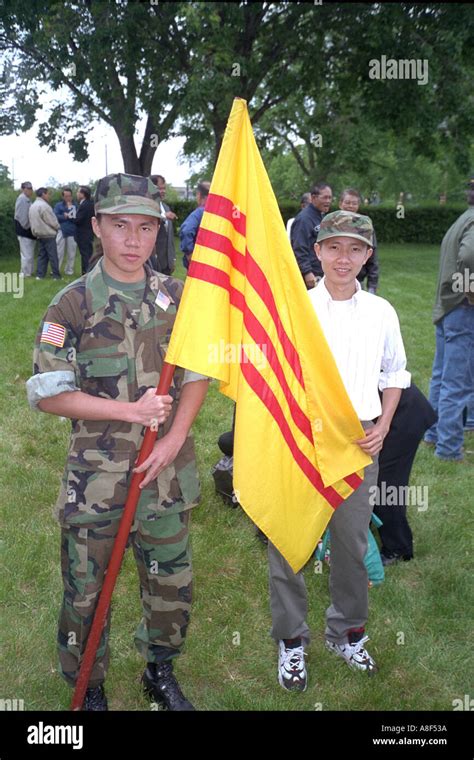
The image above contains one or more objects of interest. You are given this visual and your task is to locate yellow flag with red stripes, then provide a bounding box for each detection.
[165,98,371,572]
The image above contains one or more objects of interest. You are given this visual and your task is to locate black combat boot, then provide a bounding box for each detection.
[142,662,195,711]
[83,685,108,711]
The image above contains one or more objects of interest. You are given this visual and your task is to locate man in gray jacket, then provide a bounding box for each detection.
[14,181,36,276]
[424,188,474,460]
[29,187,61,280]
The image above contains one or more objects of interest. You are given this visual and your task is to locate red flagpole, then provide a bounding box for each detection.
[71,361,176,711]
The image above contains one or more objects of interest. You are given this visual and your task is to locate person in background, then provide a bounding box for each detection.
[339,188,379,293]
[463,176,474,438]
[14,181,36,276]
[179,181,210,271]
[75,186,95,274]
[464,389,474,435]
[29,187,61,281]
[374,383,436,565]
[290,182,333,289]
[286,192,311,238]
[54,187,77,276]
[423,187,474,461]
[149,174,177,275]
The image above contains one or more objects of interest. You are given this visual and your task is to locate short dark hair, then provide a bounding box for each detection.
[150,174,165,185]
[62,187,72,195]
[21,181,32,190]
[35,187,48,197]
[468,188,474,206]
[197,181,211,198]
[339,187,362,203]
[311,182,331,196]
[78,185,91,200]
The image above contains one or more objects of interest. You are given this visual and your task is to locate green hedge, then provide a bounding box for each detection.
[0,191,467,255]
[0,190,20,256]
[278,202,467,245]
[346,204,467,245]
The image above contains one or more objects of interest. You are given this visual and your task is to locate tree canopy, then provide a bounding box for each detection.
[1,1,472,199]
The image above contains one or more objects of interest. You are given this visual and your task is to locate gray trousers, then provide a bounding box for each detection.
[268,422,379,646]
[17,236,36,276]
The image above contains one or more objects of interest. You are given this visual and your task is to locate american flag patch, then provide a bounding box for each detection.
[155,290,171,311]
[40,322,66,348]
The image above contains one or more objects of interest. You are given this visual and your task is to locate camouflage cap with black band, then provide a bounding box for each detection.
[317,210,374,247]
[94,173,162,218]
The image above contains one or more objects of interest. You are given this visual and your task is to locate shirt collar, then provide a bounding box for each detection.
[85,257,169,325]
[316,276,362,308]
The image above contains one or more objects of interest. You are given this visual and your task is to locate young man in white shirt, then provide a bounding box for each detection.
[270,210,411,692]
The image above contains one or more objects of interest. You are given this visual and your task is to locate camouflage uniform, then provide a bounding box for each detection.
[26,175,206,688]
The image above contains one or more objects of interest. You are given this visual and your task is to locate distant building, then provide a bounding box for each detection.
[174,186,191,200]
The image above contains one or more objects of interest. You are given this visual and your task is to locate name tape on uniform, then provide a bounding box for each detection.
[40,322,66,348]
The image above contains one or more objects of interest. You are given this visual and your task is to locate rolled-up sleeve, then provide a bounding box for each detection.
[379,304,411,390]
[26,302,80,410]
[26,370,79,409]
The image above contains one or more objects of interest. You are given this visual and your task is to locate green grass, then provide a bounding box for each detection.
[0,243,472,711]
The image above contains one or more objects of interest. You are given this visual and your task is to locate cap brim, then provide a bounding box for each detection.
[95,204,162,219]
[317,232,373,246]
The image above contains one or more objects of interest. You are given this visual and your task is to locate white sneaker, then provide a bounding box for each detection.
[277,640,307,691]
[326,635,377,674]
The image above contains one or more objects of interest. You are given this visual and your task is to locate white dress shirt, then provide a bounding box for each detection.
[159,200,168,231]
[308,277,411,420]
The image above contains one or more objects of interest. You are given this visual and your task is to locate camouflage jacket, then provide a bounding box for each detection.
[26,258,203,526]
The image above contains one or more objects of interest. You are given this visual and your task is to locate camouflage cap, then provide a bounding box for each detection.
[94,173,161,218]
[317,210,374,247]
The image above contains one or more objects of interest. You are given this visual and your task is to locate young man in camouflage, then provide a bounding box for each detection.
[26,174,209,711]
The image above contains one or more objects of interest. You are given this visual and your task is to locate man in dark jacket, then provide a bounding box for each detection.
[290,182,332,289]
[75,186,95,274]
[149,174,176,275]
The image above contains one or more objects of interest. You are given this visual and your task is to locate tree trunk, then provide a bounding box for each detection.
[114,126,158,177]
[115,129,141,175]
[138,116,158,176]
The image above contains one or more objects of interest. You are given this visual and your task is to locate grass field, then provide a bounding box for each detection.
[0,242,472,712]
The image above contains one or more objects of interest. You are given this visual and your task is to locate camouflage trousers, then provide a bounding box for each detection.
[58,510,192,688]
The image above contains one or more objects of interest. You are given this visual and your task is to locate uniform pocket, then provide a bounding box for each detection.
[76,351,129,399]
[66,448,132,472]
[55,449,132,526]
[175,436,200,505]
[135,436,200,521]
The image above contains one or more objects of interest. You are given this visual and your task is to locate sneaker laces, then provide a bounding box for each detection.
[347,635,370,658]
[281,645,306,672]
